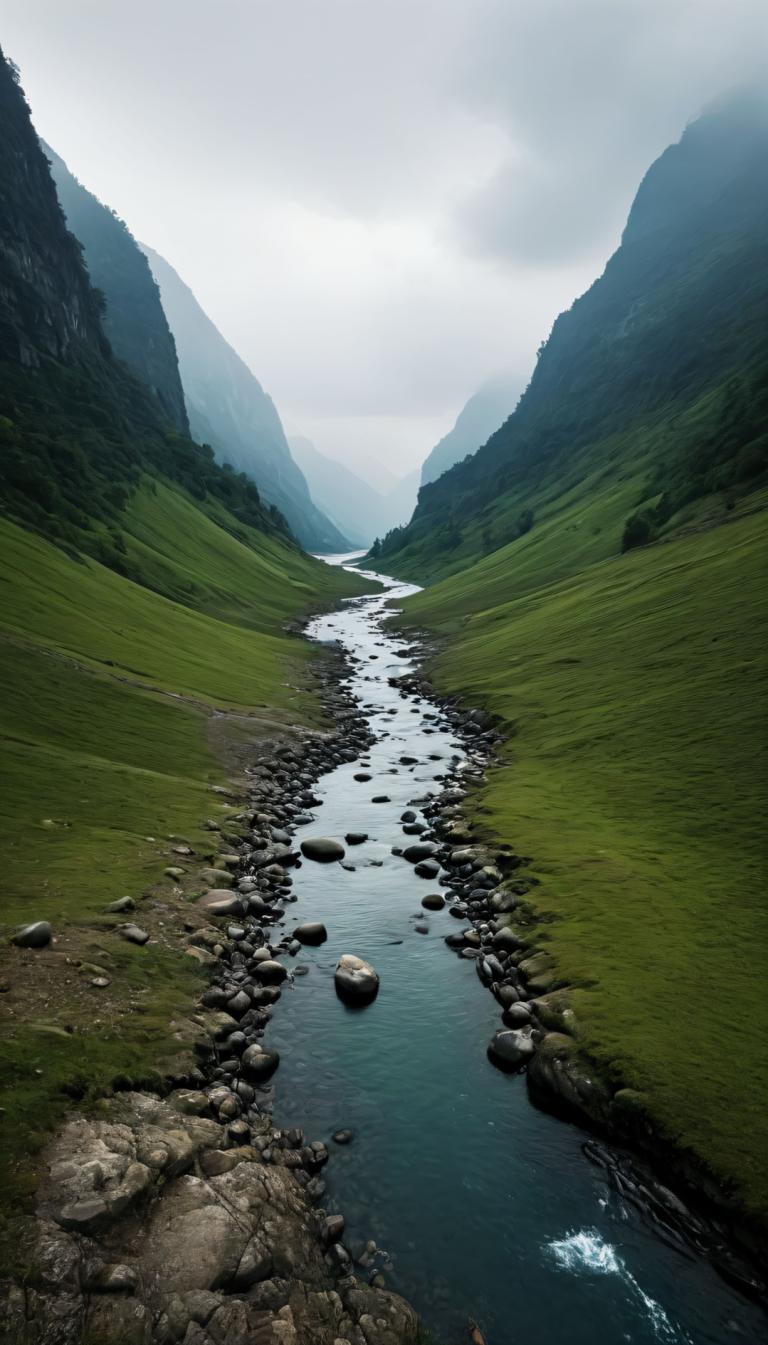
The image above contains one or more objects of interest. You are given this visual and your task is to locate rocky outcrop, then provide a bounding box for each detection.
[3,1091,417,1345]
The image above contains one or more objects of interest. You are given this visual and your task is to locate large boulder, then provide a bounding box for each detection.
[334,954,380,1005]
[487,1026,535,1072]
[300,838,345,863]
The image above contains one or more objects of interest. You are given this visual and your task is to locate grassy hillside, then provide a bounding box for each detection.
[399,500,768,1220]
[0,484,366,1246]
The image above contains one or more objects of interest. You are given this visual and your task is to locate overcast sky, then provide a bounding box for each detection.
[4,1,767,480]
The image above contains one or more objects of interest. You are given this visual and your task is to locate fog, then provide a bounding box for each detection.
[4,0,766,477]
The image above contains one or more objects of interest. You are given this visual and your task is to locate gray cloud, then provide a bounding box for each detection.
[3,0,766,474]
[452,0,768,264]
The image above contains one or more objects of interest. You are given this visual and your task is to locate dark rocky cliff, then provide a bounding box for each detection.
[0,52,105,367]
[44,141,189,433]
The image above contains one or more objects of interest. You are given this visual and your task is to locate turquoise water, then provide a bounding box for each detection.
[268,563,766,1345]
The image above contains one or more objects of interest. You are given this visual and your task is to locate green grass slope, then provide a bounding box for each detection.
[0,484,366,1244]
[400,502,768,1220]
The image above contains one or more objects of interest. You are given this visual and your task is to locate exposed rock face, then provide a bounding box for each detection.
[3,1091,418,1345]
[44,142,190,434]
[0,51,106,366]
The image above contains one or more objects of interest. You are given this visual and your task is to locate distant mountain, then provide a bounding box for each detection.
[289,436,386,547]
[290,436,421,547]
[44,143,189,434]
[143,246,350,553]
[420,377,520,487]
[380,467,420,535]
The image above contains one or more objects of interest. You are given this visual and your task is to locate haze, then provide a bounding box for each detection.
[4,0,766,479]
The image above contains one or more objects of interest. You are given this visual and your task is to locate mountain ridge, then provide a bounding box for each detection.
[420,375,520,487]
[43,141,190,434]
[143,245,350,553]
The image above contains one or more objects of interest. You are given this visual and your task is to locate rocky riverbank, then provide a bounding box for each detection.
[1,641,420,1345]
[388,661,767,1303]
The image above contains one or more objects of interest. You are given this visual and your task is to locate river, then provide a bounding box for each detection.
[267,557,765,1345]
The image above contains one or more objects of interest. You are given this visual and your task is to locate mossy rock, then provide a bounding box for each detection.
[531,991,576,1035]
[536,1031,579,1062]
[199,867,234,888]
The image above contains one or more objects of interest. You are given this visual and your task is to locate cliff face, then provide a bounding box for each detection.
[0,53,105,366]
[44,142,189,434]
[143,246,350,552]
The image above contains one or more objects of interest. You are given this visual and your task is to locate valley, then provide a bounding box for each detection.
[0,28,766,1345]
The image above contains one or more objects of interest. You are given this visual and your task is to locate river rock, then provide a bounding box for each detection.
[487,1026,536,1072]
[490,890,519,914]
[414,859,440,879]
[254,960,288,984]
[200,867,235,888]
[300,837,345,863]
[240,1043,280,1080]
[322,1214,346,1245]
[331,1128,354,1144]
[402,842,437,863]
[12,921,52,949]
[492,927,522,952]
[334,953,380,1004]
[421,893,445,911]
[293,922,328,945]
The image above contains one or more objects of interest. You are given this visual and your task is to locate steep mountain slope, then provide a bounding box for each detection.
[0,64,104,365]
[420,375,519,486]
[143,246,349,552]
[289,434,387,547]
[44,142,189,434]
[387,93,768,1227]
[0,47,366,1230]
[382,89,768,582]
